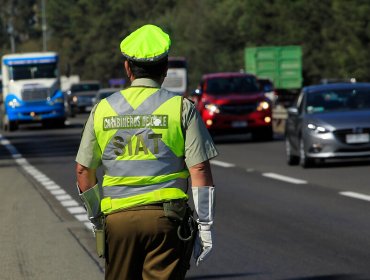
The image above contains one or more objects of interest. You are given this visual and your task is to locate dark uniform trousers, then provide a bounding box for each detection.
[105,205,189,280]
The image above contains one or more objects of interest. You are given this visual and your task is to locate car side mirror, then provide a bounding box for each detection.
[287,107,299,115]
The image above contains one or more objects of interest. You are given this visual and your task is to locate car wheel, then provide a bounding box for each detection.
[299,138,314,168]
[285,138,299,165]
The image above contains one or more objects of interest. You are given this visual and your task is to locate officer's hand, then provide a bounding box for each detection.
[194,224,213,266]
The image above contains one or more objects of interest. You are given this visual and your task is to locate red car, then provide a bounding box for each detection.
[191,72,273,140]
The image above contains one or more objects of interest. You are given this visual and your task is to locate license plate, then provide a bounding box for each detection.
[346,133,370,143]
[85,106,93,111]
[231,121,247,128]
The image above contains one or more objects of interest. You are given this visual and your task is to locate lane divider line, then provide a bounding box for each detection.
[210,160,235,168]
[339,191,370,202]
[262,172,307,184]
[0,134,92,230]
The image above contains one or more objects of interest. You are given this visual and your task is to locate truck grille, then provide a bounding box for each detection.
[22,87,49,101]
[219,103,257,115]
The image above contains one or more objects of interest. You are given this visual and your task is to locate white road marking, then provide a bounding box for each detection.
[51,189,67,195]
[210,160,235,168]
[68,207,87,214]
[0,134,90,230]
[84,222,93,230]
[262,172,307,184]
[75,214,89,222]
[340,191,370,202]
[61,199,79,207]
[56,194,73,201]
[44,184,61,190]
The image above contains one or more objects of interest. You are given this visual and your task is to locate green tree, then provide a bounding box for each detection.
[5,0,370,88]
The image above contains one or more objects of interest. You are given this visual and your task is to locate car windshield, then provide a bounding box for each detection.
[9,63,57,80]
[306,88,370,114]
[71,84,100,92]
[205,76,259,94]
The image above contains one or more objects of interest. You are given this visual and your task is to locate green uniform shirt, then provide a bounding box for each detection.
[76,78,218,169]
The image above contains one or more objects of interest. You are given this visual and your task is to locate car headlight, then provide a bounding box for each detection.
[307,123,329,133]
[205,104,220,114]
[257,101,270,111]
[8,98,21,108]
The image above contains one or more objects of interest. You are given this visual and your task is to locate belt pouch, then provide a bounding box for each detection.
[163,199,187,222]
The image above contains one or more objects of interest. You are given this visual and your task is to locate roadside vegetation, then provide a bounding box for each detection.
[1,0,370,89]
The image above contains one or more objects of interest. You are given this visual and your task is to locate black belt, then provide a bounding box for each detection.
[122,203,164,211]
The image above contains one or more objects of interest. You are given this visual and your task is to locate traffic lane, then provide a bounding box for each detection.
[3,120,370,279]
[187,164,370,280]
[212,134,370,195]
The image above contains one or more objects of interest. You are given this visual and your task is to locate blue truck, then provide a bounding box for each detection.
[1,52,66,131]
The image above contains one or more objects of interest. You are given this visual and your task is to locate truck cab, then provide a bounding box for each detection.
[1,52,65,131]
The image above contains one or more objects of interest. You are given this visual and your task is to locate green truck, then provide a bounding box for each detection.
[245,45,303,105]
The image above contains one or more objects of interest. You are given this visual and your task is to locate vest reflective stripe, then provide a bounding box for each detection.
[102,128,178,162]
[102,178,188,198]
[102,124,179,163]
[105,91,134,115]
[94,88,188,214]
[101,188,188,214]
[108,88,179,115]
[102,170,189,187]
[102,157,185,177]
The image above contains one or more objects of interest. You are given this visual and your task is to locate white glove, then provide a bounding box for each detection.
[192,186,215,266]
[194,224,213,266]
[77,183,103,229]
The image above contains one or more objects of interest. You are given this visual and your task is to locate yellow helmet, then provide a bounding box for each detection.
[120,24,171,62]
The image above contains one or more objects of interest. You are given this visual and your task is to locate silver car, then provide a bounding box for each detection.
[285,83,370,167]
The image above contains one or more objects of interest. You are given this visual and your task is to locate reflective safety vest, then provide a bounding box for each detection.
[94,88,189,214]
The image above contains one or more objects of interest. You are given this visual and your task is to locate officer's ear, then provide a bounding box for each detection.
[124,60,134,81]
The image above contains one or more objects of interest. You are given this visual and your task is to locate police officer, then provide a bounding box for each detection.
[76,24,218,280]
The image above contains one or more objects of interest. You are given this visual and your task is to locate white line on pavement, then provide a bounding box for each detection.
[262,172,307,184]
[339,191,370,202]
[0,134,90,230]
[210,160,236,168]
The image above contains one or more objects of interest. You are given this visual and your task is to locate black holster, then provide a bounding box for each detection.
[163,200,197,278]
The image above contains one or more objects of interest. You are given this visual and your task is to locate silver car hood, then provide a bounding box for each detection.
[305,110,370,130]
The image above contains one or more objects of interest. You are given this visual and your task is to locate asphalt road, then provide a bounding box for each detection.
[2,114,370,280]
